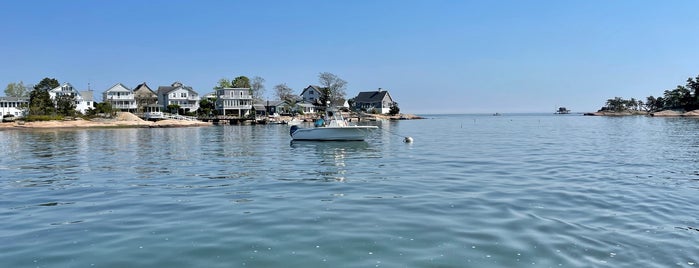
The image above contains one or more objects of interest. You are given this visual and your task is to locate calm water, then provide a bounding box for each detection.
[1,114,698,267]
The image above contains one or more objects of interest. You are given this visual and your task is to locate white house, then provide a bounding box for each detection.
[0,97,28,119]
[351,88,395,114]
[215,87,252,116]
[48,83,95,114]
[103,83,137,112]
[157,82,200,113]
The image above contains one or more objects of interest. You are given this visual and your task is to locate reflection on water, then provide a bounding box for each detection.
[2,117,699,268]
[290,141,370,182]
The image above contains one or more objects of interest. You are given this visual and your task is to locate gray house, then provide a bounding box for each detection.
[351,88,395,114]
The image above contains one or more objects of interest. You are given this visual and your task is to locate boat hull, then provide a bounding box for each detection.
[290,126,378,141]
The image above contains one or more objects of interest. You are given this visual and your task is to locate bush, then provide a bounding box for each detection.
[23,115,64,122]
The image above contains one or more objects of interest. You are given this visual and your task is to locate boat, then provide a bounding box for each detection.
[289,108,378,141]
[285,117,303,125]
[555,107,571,114]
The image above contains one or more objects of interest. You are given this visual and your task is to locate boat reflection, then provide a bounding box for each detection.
[289,140,370,182]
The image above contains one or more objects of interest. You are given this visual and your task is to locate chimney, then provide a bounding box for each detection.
[378,87,382,92]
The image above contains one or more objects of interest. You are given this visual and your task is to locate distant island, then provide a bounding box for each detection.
[588,72,699,117]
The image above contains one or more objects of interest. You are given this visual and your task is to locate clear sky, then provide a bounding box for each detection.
[1,0,698,114]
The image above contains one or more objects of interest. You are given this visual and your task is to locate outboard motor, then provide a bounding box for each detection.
[289,125,299,137]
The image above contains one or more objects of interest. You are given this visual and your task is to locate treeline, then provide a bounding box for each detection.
[603,73,699,112]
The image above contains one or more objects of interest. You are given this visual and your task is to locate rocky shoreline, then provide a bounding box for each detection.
[584,109,699,117]
[0,112,213,129]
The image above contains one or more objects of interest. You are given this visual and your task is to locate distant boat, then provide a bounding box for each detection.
[493,112,502,116]
[290,107,378,141]
[555,107,571,114]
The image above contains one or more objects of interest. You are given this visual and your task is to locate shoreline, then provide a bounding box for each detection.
[584,109,699,117]
[0,112,424,130]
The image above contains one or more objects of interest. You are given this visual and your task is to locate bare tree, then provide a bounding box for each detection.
[274,83,294,101]
[318,72,347,105]
[251,76,265,102]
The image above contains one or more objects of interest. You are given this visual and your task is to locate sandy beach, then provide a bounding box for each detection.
[0,112,212,129]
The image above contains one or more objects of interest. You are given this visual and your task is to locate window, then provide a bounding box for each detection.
[309,90,314,95]
[181,92,187,98]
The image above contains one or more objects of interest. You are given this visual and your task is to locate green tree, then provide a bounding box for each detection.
[317,72,347,106]
[274,83,294,101]
[215,78,232,89]
[250,76,265,102]
[197,98,216,116]
[388,102,400,115]
[167,104,181,114]
[4,81,29,98]
[29,77,60,115]
[232,76,250,88]
[55,93,77,116]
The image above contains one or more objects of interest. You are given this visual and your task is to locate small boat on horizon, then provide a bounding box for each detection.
[555,107,571,114]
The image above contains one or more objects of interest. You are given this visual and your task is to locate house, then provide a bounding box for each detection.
[133,82,158,113]
[300,85,325,105]
[103,83,137,112]
[215,87,252,116]
[351,88,396,114]
[157,82,200,113]
[48,83,95,114]
[0,97,28,118]
[297,102,317,114]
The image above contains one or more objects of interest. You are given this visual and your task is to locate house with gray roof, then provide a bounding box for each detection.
[214,87,252,116]
[300,85,325,105]
[157,81,200,113]
[48,83,95,114]
[0,96,28,119]
[133,82,158,113]
[351,88,395,114]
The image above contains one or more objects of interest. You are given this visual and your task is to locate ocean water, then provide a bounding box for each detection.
[1,114,698,267]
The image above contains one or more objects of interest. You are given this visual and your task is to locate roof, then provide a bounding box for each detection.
[105,83,132,93]
[353,90,391,103]
[0,96,28,102]
[300,85,326,96]
[134,82,155,93]
[157,83,198,96]
[80,91,94,101]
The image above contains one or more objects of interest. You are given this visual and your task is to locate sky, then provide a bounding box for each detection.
[1,0,698,114]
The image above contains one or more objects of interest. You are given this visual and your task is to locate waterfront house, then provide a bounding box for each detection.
[48,83,95,114]
[0,97,28,119]
[300,85,325,105]
[351,88,395,114]
[297,102,317,114]
[215,87,252,117]
[133,82,158,113]
[103,83,137,112]
[157,82,200,113]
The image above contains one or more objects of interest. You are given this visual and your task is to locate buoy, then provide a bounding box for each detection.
[404,136,414,143]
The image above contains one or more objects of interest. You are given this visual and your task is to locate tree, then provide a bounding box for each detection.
[29,77,60,115]
[55,93,77,116]
[4,81,29,98]
[274,83,294,101]
[198,98,216,116]
[250,76,265,102]
[318,72,347,105]
[215,78,232,89]
[167,104,181,114]
[232,76,250,88]
[388,102,400,115]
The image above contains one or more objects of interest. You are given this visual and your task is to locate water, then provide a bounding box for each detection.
[1,114,698,267]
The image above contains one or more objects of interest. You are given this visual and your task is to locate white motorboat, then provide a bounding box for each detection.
[290,109,378,141]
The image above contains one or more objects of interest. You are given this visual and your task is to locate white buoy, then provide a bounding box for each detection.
[404,136,414,143]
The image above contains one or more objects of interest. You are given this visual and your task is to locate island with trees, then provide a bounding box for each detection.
[589,73,699,116]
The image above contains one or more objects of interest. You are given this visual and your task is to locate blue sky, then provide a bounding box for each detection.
[1,0,698,114]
